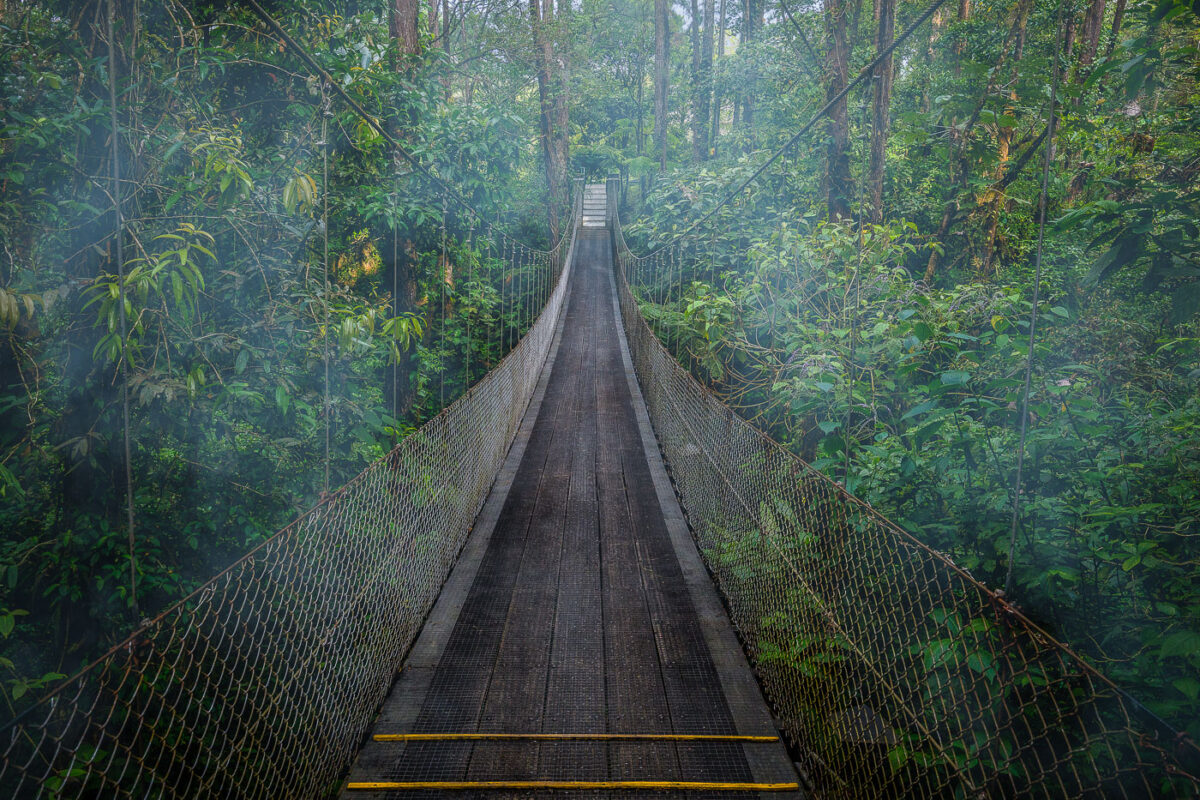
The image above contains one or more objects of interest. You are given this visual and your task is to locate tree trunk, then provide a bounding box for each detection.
[739,0,758,134]
[925,0,1030,282]
[1104,0,1126,61]
[690,0,715,160]
[740,0,758,135]
[636,67,646,155]
[982,0,1031,274]
[868,0,896,224]
[823,0,851,221]
[1074,0,1106,84]
[390,0,420,59]
[689,0,702,160]
[427,0,440,44]
[531,0,569,240]
[710,0,726,155]
[654,0,670,171]
[848,0,865,57]
[953,0,970,77]
[921,9,944,114]
[551,0,570,224]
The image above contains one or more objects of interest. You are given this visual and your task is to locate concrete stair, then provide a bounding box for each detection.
[581,183,606,228]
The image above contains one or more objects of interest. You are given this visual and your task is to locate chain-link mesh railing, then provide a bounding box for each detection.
[610,193,1200,798]
[0,164,579,798]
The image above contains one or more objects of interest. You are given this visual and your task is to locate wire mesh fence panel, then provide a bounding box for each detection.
[0,186,578,800]
[610,206,1200,800]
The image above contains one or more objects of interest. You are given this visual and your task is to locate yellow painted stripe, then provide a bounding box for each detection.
[346,780,799,791]
[372,732,779,743]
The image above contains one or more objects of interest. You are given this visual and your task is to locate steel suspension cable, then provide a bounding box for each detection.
[844,81,873,488]
[502,244,509,355]
[440,193,448,410]
[465,219,473,395]
[392,184,399,425]
[635,0,950,257]
[107,0,137,619]
[321,84,332,495]
[244,0,557,257]
[497,236,505,360]
[520,249,528,344]
[1005,6,1064,597]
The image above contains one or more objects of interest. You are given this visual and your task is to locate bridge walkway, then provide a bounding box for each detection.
[340,207,802,798]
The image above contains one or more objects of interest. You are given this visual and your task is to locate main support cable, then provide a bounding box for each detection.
[844,82,873,488]
[106,0,137,618]
[321,84,332,495]
[1005,6,1065,597]
[244,0,554,256]
[391,183,400,424]
[642,0,950,255]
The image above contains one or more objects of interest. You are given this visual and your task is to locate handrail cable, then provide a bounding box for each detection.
[611,206,1200,779]
[0,1,583,732]
[613,0,1194,748]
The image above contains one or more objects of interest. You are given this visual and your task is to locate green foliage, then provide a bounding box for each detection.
[637,208,1200,734]
[0,0,549,715]
[617,0,1200,741]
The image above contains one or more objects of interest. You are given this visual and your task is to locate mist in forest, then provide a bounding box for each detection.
[2,0,1198,762]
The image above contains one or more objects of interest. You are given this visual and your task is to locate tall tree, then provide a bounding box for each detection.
[710,0,727,154]
[953,0,970,76]
[868,0,896,224]
[1103,0,1127,61]
[390,0,420,58]
[823,0,852,220]
[981,0,1031,273]
[688,0,714,160]
[388,0,422,420]
[699,0,715,159]
[689,0,701,159]
[532,0,570,239]
[1074,0,1107,83]
[740,0,762,132]
[924,0,1032,282]
[921,7,945,114]
[654,0,670,170]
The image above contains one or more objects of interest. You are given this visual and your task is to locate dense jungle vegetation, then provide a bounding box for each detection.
[1,0,1198,750]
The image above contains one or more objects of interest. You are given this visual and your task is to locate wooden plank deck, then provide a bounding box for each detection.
[341,204,802,799]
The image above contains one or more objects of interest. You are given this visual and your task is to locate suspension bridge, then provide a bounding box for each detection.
[3,0,1200,794]
[2,178,1197,799]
